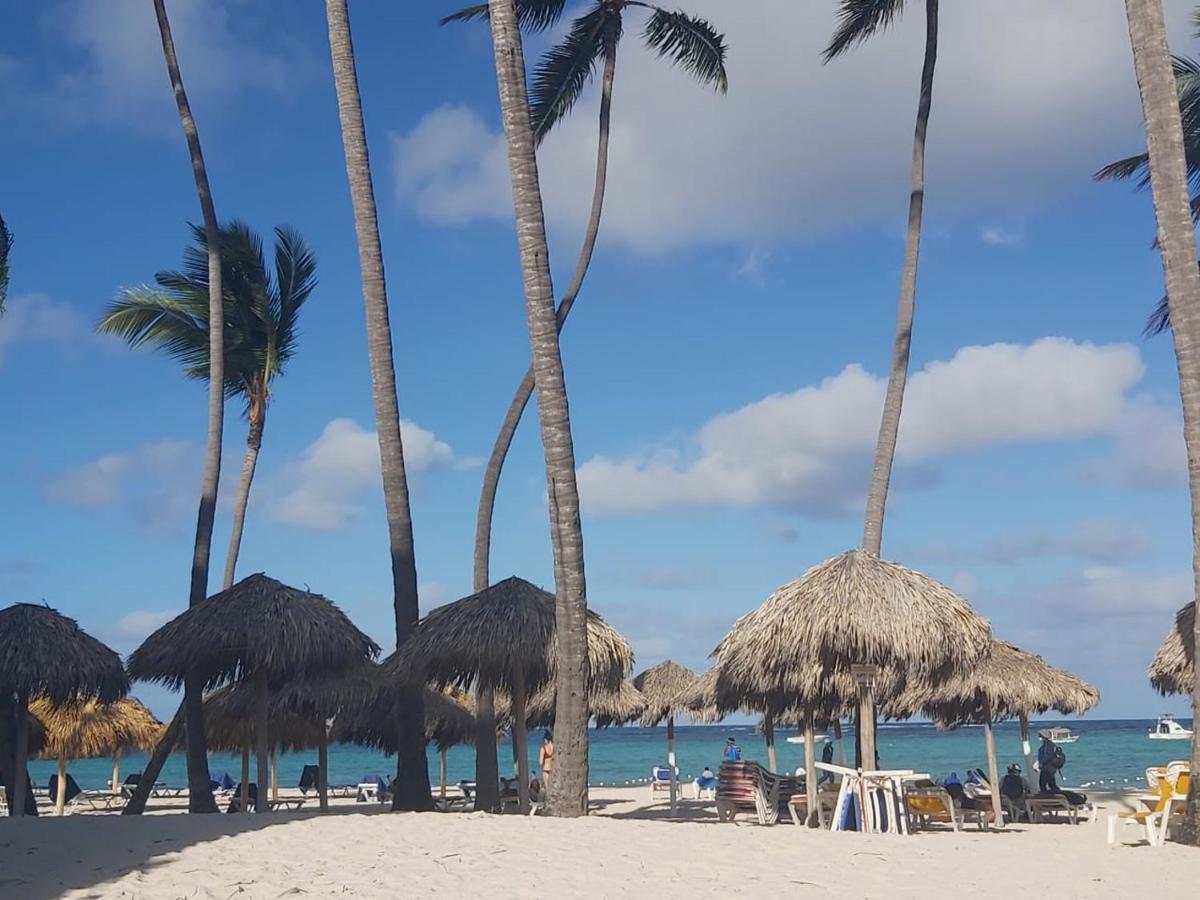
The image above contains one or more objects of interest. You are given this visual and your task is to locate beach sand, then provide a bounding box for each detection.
[0,786,1194,899]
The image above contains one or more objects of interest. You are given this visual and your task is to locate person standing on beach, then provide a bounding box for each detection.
[723,737,741,762]
[538,731,554,791]
[1037,734,1059,793]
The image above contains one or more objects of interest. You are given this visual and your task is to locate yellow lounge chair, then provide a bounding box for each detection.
[1107,778,1174,846]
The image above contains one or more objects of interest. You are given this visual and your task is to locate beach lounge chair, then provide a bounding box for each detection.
[788,780,839,828]
[227,783,257,814]
[715,760,796,825]
[693,772,718,800]
[1027,792,1091,824]
[1107,777,1176,846]
[47,773,83,812]
[649,766,677,799]
[268,797,307,811]
[357,775,388,803]
[0,785,8,815]
[904,786,986,832]
[298,765,319,795]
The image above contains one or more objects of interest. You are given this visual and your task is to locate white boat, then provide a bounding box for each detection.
[784,735,831,745]
[1037,727,1079,744]
[1148,715,1193,741]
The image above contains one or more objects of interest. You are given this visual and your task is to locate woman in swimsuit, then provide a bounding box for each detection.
[538,731,554,792]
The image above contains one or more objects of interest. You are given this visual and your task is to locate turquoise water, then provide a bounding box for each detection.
[26,719,1194,794]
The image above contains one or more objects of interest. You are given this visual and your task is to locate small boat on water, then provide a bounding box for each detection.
[784,735,832,745]
[1148,714,1193,741]
[1037,726,1079,744]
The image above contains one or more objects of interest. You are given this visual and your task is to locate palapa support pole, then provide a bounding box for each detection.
[55,753,67,816]
[764,711,777,773]
[853,665,878,772]
[254,670,269,813]
[111,749,121,793]
[1019,712,1036,784]
[318,721,329,812]
[440,748,448,802]
[12,691,29,817]
[832,718,847,768]
[240,746,250,812]
[803,709,819,827]
[512,666,530,813]
[271,745,279,802]
[667,713,678,817]
[983,700,1004,828]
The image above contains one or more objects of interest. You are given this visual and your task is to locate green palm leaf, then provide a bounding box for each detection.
[441,0,567,33]
[0,213,12,313]
[824,0,905,61]
[640,7,728,93]
[530,6,613,143]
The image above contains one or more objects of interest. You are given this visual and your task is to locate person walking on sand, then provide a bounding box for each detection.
[538,731,554,791]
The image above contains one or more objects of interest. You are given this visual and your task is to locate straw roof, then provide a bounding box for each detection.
[521,679,647,729]
[127,574,379,690]
[899,640,1099,725]
[674,667,725,723]
[30,697,162,760]
[632,661,697,726]
[389,576,634,693]
[713,550,991,706]
[1150,601,1195,696]
[199,684,326,753]
[0,603,128,704]
[675,666,851,725]
[329,682,477,754]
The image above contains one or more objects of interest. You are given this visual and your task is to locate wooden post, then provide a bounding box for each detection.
[853,665,878,772]
[12,692,29,817]
[764,712,777,773]
[440,748,448,802]
[317,723,328,812]
[512,667,530,812]
[832,718,847,767]
[1019,712,1036,786]
[254,670,269,813]
[667,713,678,817]
[804,709,819,827]
[55,753,67,816]
[270,745,279,802]
[111,749,121,793]
[240,746,250,812]
[983,701,1004,828]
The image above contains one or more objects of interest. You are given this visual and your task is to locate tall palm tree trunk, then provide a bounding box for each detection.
[153,0,222,815]
[1124,0,1200,846]
[121,706,183,815]
[856,0,937,773]
[222,397,266,590]
[486,0,591,818]
[325,0,431,812]
[471,34,617,815]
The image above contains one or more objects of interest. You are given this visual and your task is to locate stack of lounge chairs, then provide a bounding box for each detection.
[715,760,799,825]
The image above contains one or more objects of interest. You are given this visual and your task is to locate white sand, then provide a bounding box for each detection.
[1,786,1194,899]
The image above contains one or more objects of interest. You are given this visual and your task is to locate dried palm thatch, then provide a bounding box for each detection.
[389,576,633,693]
[1150,601,1195,696]
[330,681,477,754]
[0,603,128,704]
[713,550,991,705]
[30,697,161,760]
[677,666,853,724]
[674,667,726,723]
[902,640,1099,725]
[632,661,697,727]
[127,574,379,690]
[199,685,326,754]
[520,679,647,729]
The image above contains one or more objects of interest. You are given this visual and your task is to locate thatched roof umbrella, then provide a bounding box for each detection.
[631,661,697,815]
[128,574,378,813]
[1150,601,1195,696]
[520,679,647,729]
[0,603,127,817]
[898,640,1099,826]
[390,576,634,812]
[713,549,991,774]
[30,697,160,814]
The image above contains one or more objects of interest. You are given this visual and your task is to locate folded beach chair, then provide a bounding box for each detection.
[227,783,258,814]
[298,765,320,795]
[716,761,795,825]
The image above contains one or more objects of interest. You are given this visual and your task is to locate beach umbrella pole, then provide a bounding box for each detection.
[832,718,847,768]
[1019,712,1035,785]
[240,747,250,812]
[111,750,121,793]
[318,723,328,811]
[983,701,1003,828]
[271,745,279,802]
[764,711,777,773]
[255,670,269,813]
[804,709,818,827]
[853,666,878,771]
[55,752,67,816]
[667,714,677,816]
[512,667,530,812]
[440,748,448,801]
[11,692,29,817]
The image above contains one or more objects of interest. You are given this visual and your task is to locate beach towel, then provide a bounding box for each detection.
[299,765,319,794]
[209,771,235,791]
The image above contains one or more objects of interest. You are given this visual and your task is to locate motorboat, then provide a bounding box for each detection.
[1148,714,1194,741]
[1037,726,1079,744]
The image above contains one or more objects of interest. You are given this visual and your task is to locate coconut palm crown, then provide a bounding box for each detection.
[0,213,12,312]
[443,0,728,142]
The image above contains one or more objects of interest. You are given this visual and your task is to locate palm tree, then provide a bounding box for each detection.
[0,213,11,312]
[443,0,727,811]
[484,0,591,818]
[148,0,223,815]
[1122,0,1200,846]
[324,0,432,811]
[97,221,317,590]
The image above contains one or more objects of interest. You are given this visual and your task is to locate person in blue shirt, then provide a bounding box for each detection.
[722,737,741,762]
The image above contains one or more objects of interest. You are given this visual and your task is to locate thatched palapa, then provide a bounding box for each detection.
[520,679,647,729]
[1150,601,1195,696]
[632,660,698,816]
[0,603,127,817]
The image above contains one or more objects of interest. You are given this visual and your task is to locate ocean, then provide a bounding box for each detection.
[25,718,1194,796]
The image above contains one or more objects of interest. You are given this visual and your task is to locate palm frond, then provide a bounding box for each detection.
[271,226,318,373]
[0,213,11,313]
[96,287,211,373]
[641,7,728,93]
[823,0,906,62]
[441,0,567,33]
[1145,294,1170,336]
[530,6,612,143]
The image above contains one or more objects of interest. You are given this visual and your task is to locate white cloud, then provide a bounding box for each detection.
[266,418,455,531]
[419,581,452,607]
[106,609,174,645]
[576,338,1183,516]
[0,294,91,366]
[980,225,1020,246]
[637,565,709,591]
[394,1,1194,252]
[735,244,771,287]
[904,519,1153,566]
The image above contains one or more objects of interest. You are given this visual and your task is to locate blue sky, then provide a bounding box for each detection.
[1,0,1197,720]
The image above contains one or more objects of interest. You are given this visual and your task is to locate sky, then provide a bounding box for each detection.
[1,0,1197,721]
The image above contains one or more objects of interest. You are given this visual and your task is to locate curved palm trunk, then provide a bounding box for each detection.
[153,0,222,815]
[1124,0,1200,846]
[325,0,431,812]
[856,0,937,772]
[222,395,266,590]
[487,0,591,818]
[121,705,183,815]
[471,33,617,815]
